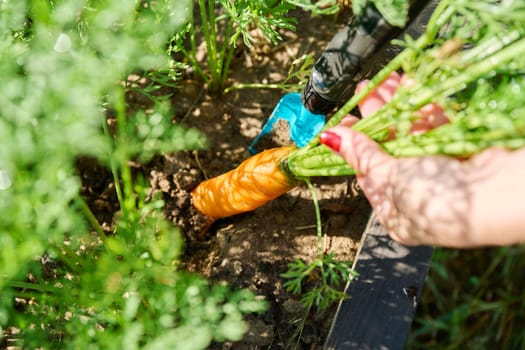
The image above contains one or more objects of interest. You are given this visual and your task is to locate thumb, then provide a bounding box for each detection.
[319,126,393,176]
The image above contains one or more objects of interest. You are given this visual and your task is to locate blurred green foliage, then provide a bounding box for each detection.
[408,246,525,349]
[0,0,266,348]
[352,0,409,27]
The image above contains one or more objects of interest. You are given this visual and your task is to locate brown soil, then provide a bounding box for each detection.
[79,7,373,349]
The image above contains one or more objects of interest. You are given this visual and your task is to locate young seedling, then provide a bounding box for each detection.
[280,178,357,347]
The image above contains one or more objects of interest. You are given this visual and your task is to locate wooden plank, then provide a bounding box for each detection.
[324,212,434,350]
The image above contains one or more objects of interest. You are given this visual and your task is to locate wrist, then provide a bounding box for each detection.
[468,148,525,246]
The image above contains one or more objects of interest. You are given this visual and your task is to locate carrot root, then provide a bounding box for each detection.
[191,146,296,221]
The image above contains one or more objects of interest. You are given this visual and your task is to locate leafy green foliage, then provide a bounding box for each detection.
[281,252,356,348]
[0,0,266,348]
[171,0,339,94]
[122,100,207,163]
[281,179,357,346]
[408,246,525,349]
[352,0,409,27]
[282,253,356,310]
[361,0,525,157]
[4,201,266,349]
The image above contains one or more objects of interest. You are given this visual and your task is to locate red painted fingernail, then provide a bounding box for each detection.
[319,131,341,152]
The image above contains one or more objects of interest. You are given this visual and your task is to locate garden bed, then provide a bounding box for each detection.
[78,8,374,349]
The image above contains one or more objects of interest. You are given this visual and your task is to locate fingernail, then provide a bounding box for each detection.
[319,131,341,152]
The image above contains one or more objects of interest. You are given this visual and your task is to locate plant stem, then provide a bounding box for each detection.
[8,280,57,293]
[207,0,220,88]
[290,301,314,349]
[459,29,522,65]
[219,20,234,90]
[114,85,136,219]
[305,179,323,259]
[76,197,106,239]
[199,0,220,91]
[198,0,213,68]
[48,243,84,273]
[223,82,302,94]
[101,115,124,219]
[186,14,209,83]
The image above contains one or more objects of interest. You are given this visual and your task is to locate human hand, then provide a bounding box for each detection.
[339,72,449,135]
[319,73,525,247]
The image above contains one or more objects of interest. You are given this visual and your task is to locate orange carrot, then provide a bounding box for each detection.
[191,146,297,221]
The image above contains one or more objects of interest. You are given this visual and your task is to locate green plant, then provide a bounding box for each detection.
[407,245,525,349]
[171,0,338,94]
[0,0,266,348]
[281,179,357,347]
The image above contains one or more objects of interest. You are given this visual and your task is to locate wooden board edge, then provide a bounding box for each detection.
[324,212,434,350]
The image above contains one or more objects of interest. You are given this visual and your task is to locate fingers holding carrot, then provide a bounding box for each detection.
[346,72,450,135]
[318,72,460,246]
[339,72,402,131]
[355,71,402,118]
